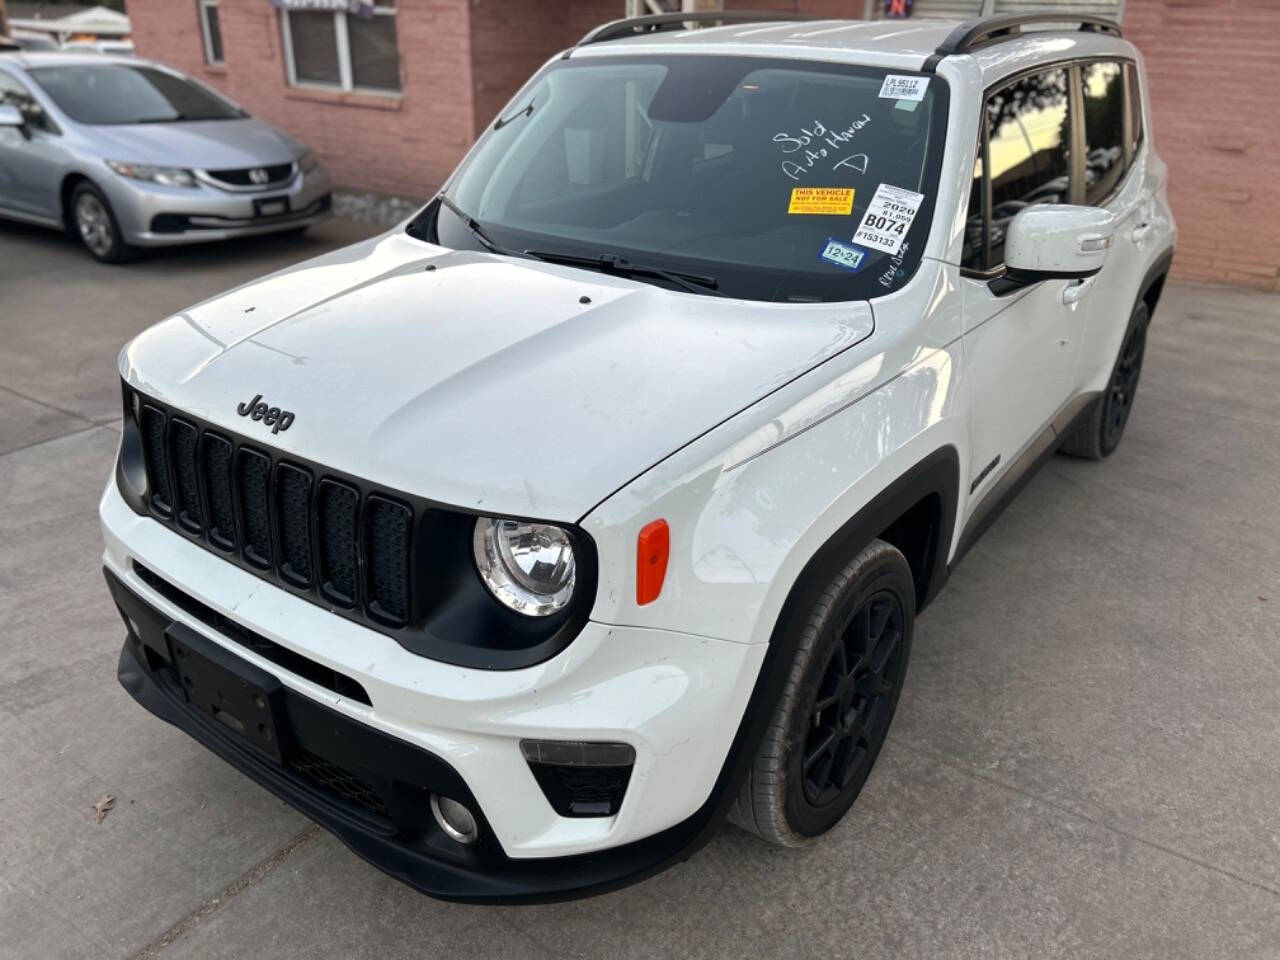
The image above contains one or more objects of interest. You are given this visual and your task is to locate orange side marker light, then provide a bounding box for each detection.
[636,519,670,606]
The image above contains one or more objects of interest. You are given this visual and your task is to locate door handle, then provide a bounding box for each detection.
[1062,277,1095,307]
[1129,221,1152,243]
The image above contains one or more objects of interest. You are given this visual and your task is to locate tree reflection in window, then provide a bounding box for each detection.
[1081,62,1126,203]
[984,68,1071,266]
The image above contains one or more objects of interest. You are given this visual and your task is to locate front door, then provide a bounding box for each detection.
[959,65,1087,515]
[0,70,63,221]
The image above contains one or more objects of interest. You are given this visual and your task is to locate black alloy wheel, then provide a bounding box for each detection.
[730,538,915,846]
[1060,299,1151,460]
[1100,306,1148,454]
[799,591,905,808]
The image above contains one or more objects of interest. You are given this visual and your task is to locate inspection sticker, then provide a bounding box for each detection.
[852,183,925,256]
[878,74,929,102]
[818,238,869,272]
[788,187,855,216]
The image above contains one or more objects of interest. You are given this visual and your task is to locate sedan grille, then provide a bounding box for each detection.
[135,399,414,630]
[203,162,296,190]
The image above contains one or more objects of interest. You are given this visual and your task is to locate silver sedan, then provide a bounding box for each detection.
[0,53,333,263]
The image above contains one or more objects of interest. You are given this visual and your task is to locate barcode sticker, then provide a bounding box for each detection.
[878,75,929,102]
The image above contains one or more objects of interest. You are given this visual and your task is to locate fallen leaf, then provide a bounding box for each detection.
[92,794,115,824]
[1260,596,1270,602]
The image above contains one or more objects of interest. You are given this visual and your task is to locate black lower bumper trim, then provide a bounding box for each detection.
[106,567,718,902]
[149,194,332,234]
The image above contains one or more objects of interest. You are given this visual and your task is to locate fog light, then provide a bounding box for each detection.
[521,740,636,818]
[430,794,478,845]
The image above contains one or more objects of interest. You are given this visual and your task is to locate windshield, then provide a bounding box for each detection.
[29,64,244,124]
[417,55,947,302]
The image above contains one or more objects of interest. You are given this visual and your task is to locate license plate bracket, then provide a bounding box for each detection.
[253,196,289,218]
[166,622,286,763]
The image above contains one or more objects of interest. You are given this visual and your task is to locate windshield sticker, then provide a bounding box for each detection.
[819,239,869,272]
[878,75,929,102]
[852,184,925,256]
[789,187,855,216]
[774,116,873,181]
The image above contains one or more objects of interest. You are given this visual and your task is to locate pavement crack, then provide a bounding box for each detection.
[0,423,103,459]
[891,737,1280,900]
[129,825,321,959]
[0,383,99,427]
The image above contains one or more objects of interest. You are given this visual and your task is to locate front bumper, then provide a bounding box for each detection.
[100,480,766,901]
[100,165,335,247]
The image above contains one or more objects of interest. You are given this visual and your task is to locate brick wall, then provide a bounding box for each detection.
[1124,0,1280,290]
[468,0,617,134]
[129,0,476,198]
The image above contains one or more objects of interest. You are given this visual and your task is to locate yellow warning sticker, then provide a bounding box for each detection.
[788,187,855,216]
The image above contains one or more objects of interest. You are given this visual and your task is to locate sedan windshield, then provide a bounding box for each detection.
[29,64,244,124]
[419,55,947,302]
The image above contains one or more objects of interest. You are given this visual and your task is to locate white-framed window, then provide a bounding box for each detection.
[198,0,224,65]
[280,3,400,94]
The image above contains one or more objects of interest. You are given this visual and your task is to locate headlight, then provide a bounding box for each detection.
[297,149,320,175]
[473,517,576,617]
[106,160,197,188]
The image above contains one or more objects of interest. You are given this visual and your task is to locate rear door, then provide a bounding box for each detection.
[959,66,1089,512]
[1071,60,1155,392]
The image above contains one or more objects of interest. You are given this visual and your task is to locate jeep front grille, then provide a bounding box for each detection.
[135,399,413,630]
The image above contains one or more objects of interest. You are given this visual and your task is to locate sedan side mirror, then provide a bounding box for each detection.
[998,204,1115,292]
[0,104,25,128]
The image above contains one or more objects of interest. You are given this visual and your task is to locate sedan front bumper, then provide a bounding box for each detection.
[101,165,335,247]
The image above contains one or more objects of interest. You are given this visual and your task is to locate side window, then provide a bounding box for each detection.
[1080,61,1126,204]
[1126,62,1144,157]
[984,68,1071,267]
[0,70,53,133]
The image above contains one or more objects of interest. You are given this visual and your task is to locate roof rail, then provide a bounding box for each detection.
[578,10,814,47]
[934,13,1121,57]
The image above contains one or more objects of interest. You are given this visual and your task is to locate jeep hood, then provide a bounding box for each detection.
[121,231,874,522]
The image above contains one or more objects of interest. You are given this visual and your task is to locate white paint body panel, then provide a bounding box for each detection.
[103,20,1177,860]
[120,234,874,522]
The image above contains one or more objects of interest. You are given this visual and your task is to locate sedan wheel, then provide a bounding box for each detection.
[69,182,137,263]
[75,192,114,257]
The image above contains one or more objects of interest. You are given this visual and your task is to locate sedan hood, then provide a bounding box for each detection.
[91,117,299,169]
[122,232,874,521]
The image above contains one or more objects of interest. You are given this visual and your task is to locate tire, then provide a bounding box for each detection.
[730,538,914,846]
[1060,300,1150,460]
[70,181,137,264]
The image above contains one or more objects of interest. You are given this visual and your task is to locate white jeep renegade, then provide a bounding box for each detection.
[102,12,1176,901]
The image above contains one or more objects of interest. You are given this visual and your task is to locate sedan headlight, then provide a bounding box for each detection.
[106,160,197,188]
[297,149,320,175]
[473,517,576,617]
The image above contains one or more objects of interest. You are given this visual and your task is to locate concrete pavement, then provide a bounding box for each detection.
[1,218,1278,959]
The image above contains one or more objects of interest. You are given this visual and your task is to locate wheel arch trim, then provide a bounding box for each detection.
[693,445,960,836]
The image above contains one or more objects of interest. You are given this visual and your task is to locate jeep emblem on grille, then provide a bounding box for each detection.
[236,394,294,434]
[248,167,269,185]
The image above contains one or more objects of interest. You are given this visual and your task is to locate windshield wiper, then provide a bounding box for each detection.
[436,194,525,258]
[432,201,723,297]
[523,250,723,297]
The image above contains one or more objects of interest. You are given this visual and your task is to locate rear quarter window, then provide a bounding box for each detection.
[1080,61,1126,204]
